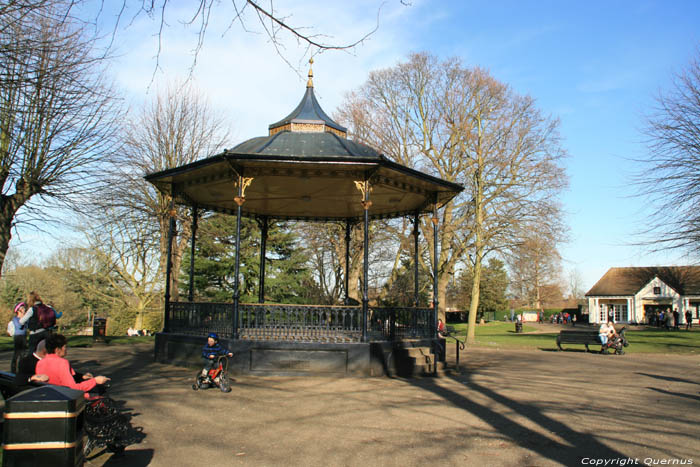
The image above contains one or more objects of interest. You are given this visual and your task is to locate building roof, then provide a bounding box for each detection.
[230,131,377,159]
[585,266,700,296]
[268,86,347,136]
[144,63,463,221]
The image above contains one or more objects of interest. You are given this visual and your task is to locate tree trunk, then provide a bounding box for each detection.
[466,247,482,345]
[134,306,144,331]
[467,139,484,345]
[347,225,363,303]
[437,275,448,323]
[0,215,13,277]
[170,220,192,301]
[157,200,192,302]
[0,193,28,276]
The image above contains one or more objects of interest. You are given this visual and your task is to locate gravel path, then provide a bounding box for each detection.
[2,342,699,466]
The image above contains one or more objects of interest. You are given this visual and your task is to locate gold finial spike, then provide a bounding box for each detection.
[307,57,314,88]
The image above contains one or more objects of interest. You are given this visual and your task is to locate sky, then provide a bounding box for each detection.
[9,0,700,292]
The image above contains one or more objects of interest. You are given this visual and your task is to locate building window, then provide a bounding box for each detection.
[653,286,661,294]
[599,304,628,322]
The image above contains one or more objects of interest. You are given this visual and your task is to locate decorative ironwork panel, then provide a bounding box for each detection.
[368,307,434,340]
[167,302,434,343]
[169,302,233,338]
[239,304,362,343]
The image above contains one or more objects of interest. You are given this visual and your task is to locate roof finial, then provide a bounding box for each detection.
[307,57,314,88]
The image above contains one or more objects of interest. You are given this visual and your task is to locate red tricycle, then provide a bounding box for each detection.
[192,355,232,393]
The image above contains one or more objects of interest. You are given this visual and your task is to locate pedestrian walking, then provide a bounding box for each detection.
[7,302,28,373]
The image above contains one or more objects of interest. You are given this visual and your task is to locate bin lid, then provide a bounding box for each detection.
[5,385,85,414]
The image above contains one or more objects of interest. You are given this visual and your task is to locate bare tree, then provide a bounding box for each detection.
[71,0,381,84]
[567,267,585,300]
[337,53,568,343]
[635,51,700,255]
[53,213,162,333]
[507,233,564,311]
[104,82,230,300]
[0,2,122,274]
[83,213,161,331]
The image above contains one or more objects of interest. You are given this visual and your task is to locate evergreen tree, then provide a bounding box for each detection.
[181,214,315,304]
[377,258,431,307]
[452,259,509,317]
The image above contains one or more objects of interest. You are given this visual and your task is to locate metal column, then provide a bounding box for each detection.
[188,205,198,302]
[163,198,176,333]
[413,211,420,307]
[344,219,351,305]
[361,183,371,342]
[258,216,269,304]
[233,178,244,339]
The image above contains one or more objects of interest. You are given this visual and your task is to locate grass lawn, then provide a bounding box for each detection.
[1,324,697,355]
[0,335,154,352]
[445,321,700,354]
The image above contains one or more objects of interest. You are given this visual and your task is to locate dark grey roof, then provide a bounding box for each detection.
[145,80,463,220]
[268,86,347,134]
[230,131,380,159]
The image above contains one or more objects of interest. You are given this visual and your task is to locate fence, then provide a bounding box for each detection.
[168,302,435,343]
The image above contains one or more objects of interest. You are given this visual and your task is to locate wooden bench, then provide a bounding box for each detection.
[555,330,602,352]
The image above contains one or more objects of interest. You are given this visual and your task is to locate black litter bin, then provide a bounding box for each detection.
[93,318,107,343]
[2,385,86,467]
[515,321,523,333]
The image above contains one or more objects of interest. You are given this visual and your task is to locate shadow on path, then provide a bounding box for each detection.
[101,448,154,466]
[409,373,628,465]
[646,386,700,402]
[636,372,700,385]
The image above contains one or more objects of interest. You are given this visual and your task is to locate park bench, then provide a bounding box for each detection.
[555,329,602,352]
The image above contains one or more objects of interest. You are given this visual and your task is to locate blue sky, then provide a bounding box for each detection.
[10,0,700,291]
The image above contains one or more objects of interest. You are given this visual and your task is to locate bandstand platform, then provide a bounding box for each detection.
[155,302,441,376]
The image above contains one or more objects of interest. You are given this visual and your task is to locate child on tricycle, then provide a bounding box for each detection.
[194,332,233,392]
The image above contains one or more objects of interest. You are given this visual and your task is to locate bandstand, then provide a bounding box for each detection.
[146,62,463,376]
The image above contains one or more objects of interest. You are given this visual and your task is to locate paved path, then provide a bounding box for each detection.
[2,343,699,466]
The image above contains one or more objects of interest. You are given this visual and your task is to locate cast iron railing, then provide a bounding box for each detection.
[239,304,362,343]
[368,307,434,340]
[167,301,435,343]
[170,302,234,338]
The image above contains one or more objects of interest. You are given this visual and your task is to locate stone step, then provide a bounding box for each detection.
[392,346,449,377]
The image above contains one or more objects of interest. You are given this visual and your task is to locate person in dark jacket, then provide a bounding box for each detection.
[686,309,693,330]
[19,291,62,353]
[201,332,232,382]
[673,308,680,330]
[14,339,49,391]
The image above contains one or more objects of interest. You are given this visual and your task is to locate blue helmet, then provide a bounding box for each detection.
[207,332,219,341]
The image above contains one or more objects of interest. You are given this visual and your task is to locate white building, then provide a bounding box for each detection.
[585,267,700,324]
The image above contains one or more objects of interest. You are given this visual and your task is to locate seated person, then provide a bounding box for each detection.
[201,332,232,382]
[437,318,446,337]
[598,320,618,349]
[36,334,109,396]
[15,339,50,390]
